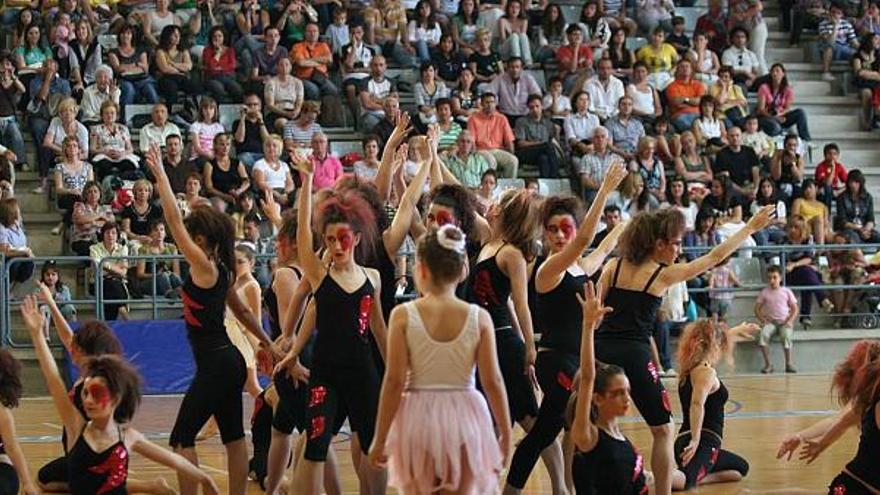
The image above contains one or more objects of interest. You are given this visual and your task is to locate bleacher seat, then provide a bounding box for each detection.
[497,178,525,191]
[676,7,701,32]
[538,178,574,196]
[125,104,154,129]
[218,104,241,132]
[527,69,547,92]
[731,257,764,286]
[626,37,648,52]
[98,34,119,51]
[330,140,362,157]
[560,4,580,24]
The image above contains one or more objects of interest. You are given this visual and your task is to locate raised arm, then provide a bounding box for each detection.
[375,113,412,201]
[367,306,410,469]
[37,282,75,351]
[578,220,627,276]
[131,432,219,494]
[291,153,325,288]
[383,149,428,257]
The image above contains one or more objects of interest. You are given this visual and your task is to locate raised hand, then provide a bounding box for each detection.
[259,189,281,224]
[576,281,613,327]
[747,204,776,233]
[144,143,166,181]
[290,150,313,175]
[36,281,53,303]
[393,111,412,137]
[20,296,45,336]
[599,161,628,195]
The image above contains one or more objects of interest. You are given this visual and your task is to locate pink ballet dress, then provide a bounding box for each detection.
[386,302,504,494]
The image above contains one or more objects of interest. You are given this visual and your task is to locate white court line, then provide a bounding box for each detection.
[42,422,62,430]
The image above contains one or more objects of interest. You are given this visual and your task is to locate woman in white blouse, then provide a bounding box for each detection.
[264,58,304,133]
[90,101,139,183]
[252,134,295,207]
[498,0,533,67]
[408,0,443,64]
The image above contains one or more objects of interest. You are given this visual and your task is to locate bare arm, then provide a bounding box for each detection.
[131,433,218,494]
[679,366,714,465]
[293,155,325,288]
[36,282,75,351]
[226,288,272,347]
[368,306,409,467]
[0,407,36,493]
[571,282,610,452]
[383,155,429,256]
[578,221,626,276]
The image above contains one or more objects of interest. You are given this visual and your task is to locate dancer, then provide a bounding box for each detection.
[0,348,36,495]
[144,144,280,495]
[505,163,627,494]
[226,244,264,398]
[368,224,512,494]
[284,153,388,495]
[569,281,648,494]
[20,296,220,495]
[675,319,756,489]
[593,205,774,495]
[777,339,880,494]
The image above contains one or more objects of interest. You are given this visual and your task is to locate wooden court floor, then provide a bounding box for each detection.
[14,374,858,494]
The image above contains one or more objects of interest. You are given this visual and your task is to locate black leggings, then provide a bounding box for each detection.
[828,472,877,495]
[157,74,200,107]
[0,463,18,495]
[674,430,749,489]
[249,389,274,486]
[38,456,67,486]
[489,327,538,424]
[169,345,247,449]
[595,339,672,426]
[273,333,316,435]
[507,349,578,489]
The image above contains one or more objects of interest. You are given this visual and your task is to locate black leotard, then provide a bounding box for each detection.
[844,399,880,491]
[538,268,588,354]
[181,265,232,352]
[312,270,375,370]
[596,259,665,343]
[264,265,303,340]
[465,244,512,329]
[573,429,648,495]
[68,424,128,495]
[367,239,398,320]
[679,370,728,438]
[528,256,545,336]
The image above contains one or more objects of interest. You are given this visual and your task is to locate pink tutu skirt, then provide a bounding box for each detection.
[386,389,503,494]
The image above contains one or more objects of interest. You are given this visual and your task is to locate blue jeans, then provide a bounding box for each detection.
[120,77,160,106]
[204,75,244,103]
[671,112,699,132]
[414,39,431,63]
[237,152,264,172]
[760,109,811,140]
[28,116,52,178]
[302,73,338,100]
[0,116,25,166]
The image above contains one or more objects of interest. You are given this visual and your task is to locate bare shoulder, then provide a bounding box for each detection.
[365,267,382,290]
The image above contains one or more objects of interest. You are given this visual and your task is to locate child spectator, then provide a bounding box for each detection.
[38,261,76,341]
[814,143,849,210]
[239,213,273,288]
[708,256,740,321]
[542,77,571,124]
[666,16,691,56]
[755,265,800,373]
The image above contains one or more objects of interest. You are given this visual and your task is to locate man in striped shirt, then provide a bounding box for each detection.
[819,3,859,80]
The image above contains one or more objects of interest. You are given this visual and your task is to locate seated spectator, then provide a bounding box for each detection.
[109,24,160,107]
[233,0,270,72]
[264,58,304,134]
[485,57,541,121]
[514,94,561,178]
[751,177,789,246]
[70,181,113,256]
[0,55,26,171]
[652,116,681,163]
[253,135,295,207]
[741,114,775,169]
[608,170,653,217]
[688,32,720,86]
[629,135,665,205]
[708,256,739,321]
[186,0,219,60]
[835,169,880,243]
[667,16,691,56]
[590,204,623,248]
[673,130,713,187]
[556,24,594,90]
[626,62,663,128]
[704,176,757,257]
[283,100,323,151]
[564,91,601,157]
[636,0,674,35]
[819,2,859,81]
[468,28,503,85]
[141,0,182,48]
[408,0,443,64]
[14,24,51,72]
[432,34,467,83]
[606,96,646,162]
[856,1,880,36]
[28,58,72,193]
[792,179,831,246]
[696,0,730,55]
[139,103,181,154]
[790,0,829,46]
[326,8,350,57]
[0,156,13,196]
[576,126,623,203]
[67,19,102,97]
[89,222,130,320]
[692,95,728,152]
[476,168,498,209]
[188,97,224,168]
[203,133,250,212]
[606,28,636,82]
[451,67,479,124]
[770,134,806,200]
[783,215,834,329]
[202,27,243,103]
[414,62,451,131]
[306,132,343,190]
[498,0,533,67]
[40,97,89,195]
[450,0,484,56]
[0,197,34,290]
[79,65,120,126]
[90,101,139,184]
[728,0,768,75]
[755,265,800,373]
[353,135,382,181]
[684,207,722,312]
[358,56,397,132]
[665,59,705,131]
[249,27,289,91]
[828,232,868,319]
[363,0,417,67]
[240,213,273,288]
[54,137,93,234]
[710,66,749,129]
[436,99,462,151]
[179,172,205,217]
[721,28,760,90]
[534,4,566,65]
[814,142,848,210]
[291,22,338,101]
[662,175,699,231]
[38,261,77,328]
[150,134,195,196]
[135,220,182,298]
[275,1,308,50]
[584,58,625,121]
[155,25,199,107]
[121,179,163,246]
[850,33,880,130]
[234,94,270,171]
[542,77,572,122]
[636,27,678,90]
[230,191,262,239]
[577,1,611,51]
[713,126,760,200]
[468,92,519,178]
[756,64,812,140]
[340,22,374,102]
[443,130,491,188]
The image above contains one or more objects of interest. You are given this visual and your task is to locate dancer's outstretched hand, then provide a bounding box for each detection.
[776,434,802,461]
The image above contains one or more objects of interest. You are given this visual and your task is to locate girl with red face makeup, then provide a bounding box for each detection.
[20,296,221,495]
[504,162,627,494]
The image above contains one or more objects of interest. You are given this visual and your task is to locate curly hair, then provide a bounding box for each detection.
[832,340,880,416]
[0,349,22,409]
[676,319,733,379]
[494,189,540,261]
[429,184,479,240]
[83,355,142,423]
[316,190,378,263]
[74,321,124,357]
[618,209,686,264]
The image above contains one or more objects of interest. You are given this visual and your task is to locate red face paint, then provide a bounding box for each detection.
[87,381,111,408]
[337,227,353,252]
[559,217,576,240]
[435,210,454,227]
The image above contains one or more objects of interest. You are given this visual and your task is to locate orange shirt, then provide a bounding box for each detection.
[665,78,705,119]
[290,41,332,80]
[467,111,514,150]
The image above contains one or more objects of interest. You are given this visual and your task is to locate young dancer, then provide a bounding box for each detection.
[505,163,627,494]
[777,339,880,494]
[0,349,36,495]
[283,153,388,495]
[594,205,775,495]
[226,244,264,398]
[20,296,220,495]
[568,281,649,494]
[675,319,757,489]
[144,144,280,495]
[368,224,512,493]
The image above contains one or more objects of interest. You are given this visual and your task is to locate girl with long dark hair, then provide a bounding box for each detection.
[756,63,811,140]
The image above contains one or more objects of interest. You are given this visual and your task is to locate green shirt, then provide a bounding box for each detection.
[438,122,462,150]
[444,152,490,189]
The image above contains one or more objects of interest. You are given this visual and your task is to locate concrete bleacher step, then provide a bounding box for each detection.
[790,80,836,97]
[808,114,862,134]
[765,46,807,64]
[15,191,51,213]
[734,329,880,374]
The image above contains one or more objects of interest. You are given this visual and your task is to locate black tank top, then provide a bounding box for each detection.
[466,244,512,329]
[63,381,88,451]
[264,265,303,340]
[528,256,545,336]
[845,399,880,490]
[678,369,728,438]
[596,260,665,344]
[68,424,128,495]
[573,429,648,495]
[366,238,398,320]
[210,160,242,194]
[181,265,232,353]
[312,270,375,369]
[538,266,587,355]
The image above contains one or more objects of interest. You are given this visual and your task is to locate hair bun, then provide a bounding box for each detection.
[436,224,466,254]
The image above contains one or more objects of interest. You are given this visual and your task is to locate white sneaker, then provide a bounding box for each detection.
[822,72,836,81]
[31,185,44,194]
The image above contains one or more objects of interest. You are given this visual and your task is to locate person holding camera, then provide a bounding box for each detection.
[234,93,271,170]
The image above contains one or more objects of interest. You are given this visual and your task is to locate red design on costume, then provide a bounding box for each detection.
[633,452,644,482]
[647,361,659,383]
[559,217,576,240]
[832,485,847,495]
[709,447,720,466]
[358,294,373,338]
[661,389,672,412]
[697,465,708,482]
[473,269,501,307]
[310,416,326,439]
[556,371,573,391]
[435,210,454,226]
[88,444,128,494]
[251,395,265,426]
[181,289,204,328]
[309,386,328,408]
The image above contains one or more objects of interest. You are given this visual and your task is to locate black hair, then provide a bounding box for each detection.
[0,349,22,409]
[84,355,142,423]
[183,205,237,283]
[824,142,840,155]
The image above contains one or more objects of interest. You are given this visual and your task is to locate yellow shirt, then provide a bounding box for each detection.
[637,43,678,73]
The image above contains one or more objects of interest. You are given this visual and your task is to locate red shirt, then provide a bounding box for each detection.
[202,46,237,77]
[814,160,848,189]
[556,44,593,73]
